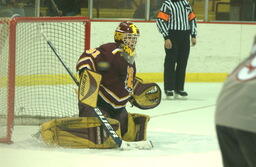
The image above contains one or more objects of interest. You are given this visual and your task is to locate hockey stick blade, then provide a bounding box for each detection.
[120,140,153,150]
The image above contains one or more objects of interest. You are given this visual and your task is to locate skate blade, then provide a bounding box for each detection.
[174,94,188,100]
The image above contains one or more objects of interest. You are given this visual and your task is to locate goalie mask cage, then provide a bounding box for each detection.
[0,17,91,143]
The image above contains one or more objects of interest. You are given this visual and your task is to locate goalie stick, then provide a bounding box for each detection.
[50,0,62,16]
[41,32,153,150]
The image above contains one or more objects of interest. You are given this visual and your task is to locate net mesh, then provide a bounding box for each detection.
[0,17,89,142]
[0,18,10,140]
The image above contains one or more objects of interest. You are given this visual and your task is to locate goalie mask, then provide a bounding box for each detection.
[114,21,140,64]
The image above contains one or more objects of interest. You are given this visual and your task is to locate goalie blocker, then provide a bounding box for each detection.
[40,70,154,149]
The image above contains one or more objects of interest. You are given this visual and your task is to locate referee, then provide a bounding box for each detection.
[156,0,197,99]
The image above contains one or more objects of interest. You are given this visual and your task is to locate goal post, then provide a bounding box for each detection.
[0,17,91,143]
[0,18,16,143]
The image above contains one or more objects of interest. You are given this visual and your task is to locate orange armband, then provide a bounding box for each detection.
[157,11,170,21]
[188,12,196,21]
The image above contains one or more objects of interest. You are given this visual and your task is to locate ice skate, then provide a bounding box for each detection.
[174,90,188,99]
[165,90,175,100]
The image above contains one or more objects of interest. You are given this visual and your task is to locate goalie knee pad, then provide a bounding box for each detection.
[40,117,121,149]
[122,113,150,141]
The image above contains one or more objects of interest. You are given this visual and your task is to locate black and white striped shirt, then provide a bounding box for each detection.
[156,0,197,39]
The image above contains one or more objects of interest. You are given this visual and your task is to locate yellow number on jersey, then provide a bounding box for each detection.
[85,49,100,58]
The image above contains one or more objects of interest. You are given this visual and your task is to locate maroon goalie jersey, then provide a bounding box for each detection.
[76,43,136,109]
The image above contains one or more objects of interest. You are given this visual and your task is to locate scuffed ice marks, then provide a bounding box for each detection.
[148,130,218,155]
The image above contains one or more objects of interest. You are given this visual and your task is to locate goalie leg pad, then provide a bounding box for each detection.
[40,117,121,149]
[122,113,150,141]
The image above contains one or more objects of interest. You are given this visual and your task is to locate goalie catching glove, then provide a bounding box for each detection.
[130,78,161,109]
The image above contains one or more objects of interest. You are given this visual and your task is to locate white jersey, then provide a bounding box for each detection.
[156,0,197,39]
[215,41,256,133]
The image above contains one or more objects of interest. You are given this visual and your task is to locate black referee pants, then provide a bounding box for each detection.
[216,125,256,167]
[164,30,190,92]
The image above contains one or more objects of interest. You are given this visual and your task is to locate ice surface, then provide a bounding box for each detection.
[0,83,223,167]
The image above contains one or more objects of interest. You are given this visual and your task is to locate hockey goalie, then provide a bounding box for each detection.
[40,21,161,149]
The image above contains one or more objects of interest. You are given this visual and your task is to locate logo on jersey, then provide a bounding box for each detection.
[237,55,256,81]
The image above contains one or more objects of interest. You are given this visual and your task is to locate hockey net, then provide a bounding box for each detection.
[0,17,90,143]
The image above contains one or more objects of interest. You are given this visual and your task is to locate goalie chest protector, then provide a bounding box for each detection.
[77,43,137,108]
